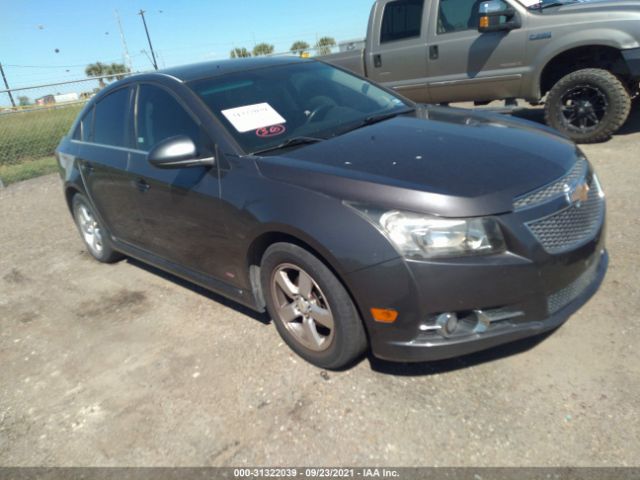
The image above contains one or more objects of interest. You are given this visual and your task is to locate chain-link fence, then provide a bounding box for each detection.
[0,46,362,180]
[0,74,136,170]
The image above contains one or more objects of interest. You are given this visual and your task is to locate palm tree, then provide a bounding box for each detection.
[85,62,129,88]
[290,41,310,57]
[107,62,129,81]
[85,62,109,88]
[230,47,251,59]
[315,37,336,56]
[253,43,275,57]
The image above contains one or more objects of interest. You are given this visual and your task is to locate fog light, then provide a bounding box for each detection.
[436,312,458,336]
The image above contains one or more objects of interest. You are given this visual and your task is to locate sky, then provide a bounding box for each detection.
[0,0,374,104]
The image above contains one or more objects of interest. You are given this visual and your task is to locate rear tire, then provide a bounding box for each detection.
[260,243,367,370]
[545,68,631,144]
[72,193,123,264]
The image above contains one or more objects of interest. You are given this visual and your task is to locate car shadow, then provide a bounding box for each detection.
[367,331,555,377]
[510,98,640,137]
[125,258,271,325]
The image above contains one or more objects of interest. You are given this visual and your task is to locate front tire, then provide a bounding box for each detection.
[260,243,367,370]
[72,193,123,264]
[545,68,631,144]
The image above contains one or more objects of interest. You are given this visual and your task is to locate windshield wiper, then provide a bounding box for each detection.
[251,136,325,155]
[336,107,416,136]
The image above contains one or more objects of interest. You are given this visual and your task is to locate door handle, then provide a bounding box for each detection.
[134,178,150,193]
[85,162,95,174]
[373,54,382,68]
[429,45,439,60]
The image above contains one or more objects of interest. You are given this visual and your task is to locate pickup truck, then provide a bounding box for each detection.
[323,0,640,143]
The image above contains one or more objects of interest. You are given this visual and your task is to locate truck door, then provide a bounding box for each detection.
[425,0,527,103]
[366,0,430,103]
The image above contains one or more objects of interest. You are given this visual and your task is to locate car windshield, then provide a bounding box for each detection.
[189,61,412,155]
[516,0,578,9]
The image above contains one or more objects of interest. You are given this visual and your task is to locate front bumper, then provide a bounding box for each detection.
[345,190,608,363]
[362,250,607,362]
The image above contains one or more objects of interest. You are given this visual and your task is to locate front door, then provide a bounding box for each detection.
[426,0,527,103]
[367,0,430,102]
[127,83,228,281]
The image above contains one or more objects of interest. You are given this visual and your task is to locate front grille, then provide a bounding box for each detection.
[526,177,604,254]
[547,257,600,314]
[514,159,588,211]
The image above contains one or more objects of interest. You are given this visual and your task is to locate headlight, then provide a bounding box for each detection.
[349,206,506,259]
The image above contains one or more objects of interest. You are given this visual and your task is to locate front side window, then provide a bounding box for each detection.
[380,0,424,43]
[135,84,202,152]
[189,61,411,155]
[93,88,130,147]
[438,0,509,34]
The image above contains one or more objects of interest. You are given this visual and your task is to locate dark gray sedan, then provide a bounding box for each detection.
[56,57,607,369]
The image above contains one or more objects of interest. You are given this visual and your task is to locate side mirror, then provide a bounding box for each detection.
[148,135,215,169]
[478,0,520,33]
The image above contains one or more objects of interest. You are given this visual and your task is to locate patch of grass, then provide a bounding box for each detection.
[0,104,84,167]
[0,156,59,186]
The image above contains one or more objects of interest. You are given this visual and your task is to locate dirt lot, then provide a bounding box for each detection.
[1,107,639,467]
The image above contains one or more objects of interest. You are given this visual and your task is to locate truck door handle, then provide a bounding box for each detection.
[429,45,439,60]
[134,178,150,193]
[373,54,382,68]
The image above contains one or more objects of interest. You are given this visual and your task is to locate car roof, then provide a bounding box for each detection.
[158,56,313,83]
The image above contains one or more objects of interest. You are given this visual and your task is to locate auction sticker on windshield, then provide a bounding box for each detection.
[221,103,286,133]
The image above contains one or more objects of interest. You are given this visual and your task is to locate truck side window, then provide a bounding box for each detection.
[438,0,507,34]
[380,0,425,44]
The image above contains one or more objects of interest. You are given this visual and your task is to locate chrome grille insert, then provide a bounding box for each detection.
[514,159,588,211]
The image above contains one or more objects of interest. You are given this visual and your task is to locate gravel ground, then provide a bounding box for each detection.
[0,107,639,467]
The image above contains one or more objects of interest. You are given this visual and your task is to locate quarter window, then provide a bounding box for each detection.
[380,0,424,43]
[73,107,94,142]
[135,84,202,152]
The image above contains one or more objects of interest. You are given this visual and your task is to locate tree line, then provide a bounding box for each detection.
[230,37,336,59]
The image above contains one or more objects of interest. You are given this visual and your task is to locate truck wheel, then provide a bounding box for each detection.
[260,243,367,370]
[545,68,631,144]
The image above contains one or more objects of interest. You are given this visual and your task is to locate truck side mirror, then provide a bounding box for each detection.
[478,0,520,33]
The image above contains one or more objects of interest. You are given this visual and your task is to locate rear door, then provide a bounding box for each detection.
[127,82,228,280]
[366,0,430,102]
[425,0,527,103]
[74,86,144,243]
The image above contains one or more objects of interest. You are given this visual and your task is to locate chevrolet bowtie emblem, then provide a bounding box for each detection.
[564,181,590,208]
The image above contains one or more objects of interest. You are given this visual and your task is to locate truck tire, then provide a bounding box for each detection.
[545,68,631,144]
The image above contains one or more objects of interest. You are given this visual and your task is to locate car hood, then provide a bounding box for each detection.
[254,107,581,217]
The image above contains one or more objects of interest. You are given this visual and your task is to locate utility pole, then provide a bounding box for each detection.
[138,9,158,71]
[0,63,16,107]
[114,9,133,72]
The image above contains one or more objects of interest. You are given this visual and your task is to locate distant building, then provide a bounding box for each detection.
[35,92,80,106]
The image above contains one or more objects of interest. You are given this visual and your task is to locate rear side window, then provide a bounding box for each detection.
[380,0,424,43]
[135,84,201,152]
[93,88,130,147]
[73,107,94,142]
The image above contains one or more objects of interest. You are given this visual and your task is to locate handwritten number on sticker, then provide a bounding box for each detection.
[256,125,286,138]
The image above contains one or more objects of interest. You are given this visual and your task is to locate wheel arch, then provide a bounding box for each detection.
[245,228,372,341]
[527,29,639,100]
